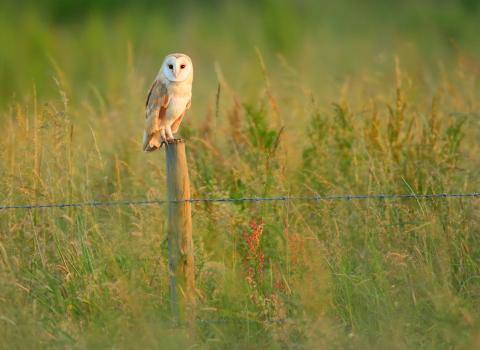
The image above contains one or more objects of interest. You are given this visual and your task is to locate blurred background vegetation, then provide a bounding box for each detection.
[1,0,480,107]
[0,0,479,349]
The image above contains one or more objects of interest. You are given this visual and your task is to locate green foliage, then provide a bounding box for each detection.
[0,1,480,349]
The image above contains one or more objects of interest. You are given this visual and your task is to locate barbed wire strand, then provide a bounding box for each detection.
[0,192,479,210]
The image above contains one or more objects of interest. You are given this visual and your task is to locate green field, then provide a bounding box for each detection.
[1,1,479,348]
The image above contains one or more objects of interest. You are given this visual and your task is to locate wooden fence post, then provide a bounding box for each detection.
[165,139,195,322]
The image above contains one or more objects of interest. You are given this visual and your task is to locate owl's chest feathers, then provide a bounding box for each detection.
[166,82,191,120]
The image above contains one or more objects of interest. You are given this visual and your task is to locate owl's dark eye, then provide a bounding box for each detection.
[180,64,186,69]
[168,64,173,69]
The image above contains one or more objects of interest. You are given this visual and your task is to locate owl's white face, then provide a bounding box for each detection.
[161,53,193,82]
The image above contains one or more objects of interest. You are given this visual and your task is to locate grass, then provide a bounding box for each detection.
[0,1,480,349]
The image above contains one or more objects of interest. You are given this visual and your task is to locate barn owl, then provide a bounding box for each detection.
[143,53,193,152]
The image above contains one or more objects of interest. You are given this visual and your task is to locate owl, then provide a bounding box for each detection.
[143,53,193,152]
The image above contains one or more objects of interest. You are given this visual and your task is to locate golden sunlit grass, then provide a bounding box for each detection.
[1,2,480,349]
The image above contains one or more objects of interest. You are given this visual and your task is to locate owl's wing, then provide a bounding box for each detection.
[145,79,169,120]
[143,79,170,151]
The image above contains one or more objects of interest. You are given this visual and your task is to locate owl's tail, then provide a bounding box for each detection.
[143,131,161,152]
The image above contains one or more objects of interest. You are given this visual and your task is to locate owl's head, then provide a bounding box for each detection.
[161,53,193,82]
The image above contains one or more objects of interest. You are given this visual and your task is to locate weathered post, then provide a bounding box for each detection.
[165,139,195,322]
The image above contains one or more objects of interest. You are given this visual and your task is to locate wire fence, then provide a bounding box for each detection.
[0,192,479,210]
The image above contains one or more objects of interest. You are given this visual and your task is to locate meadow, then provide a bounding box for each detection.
[0,1,479,348]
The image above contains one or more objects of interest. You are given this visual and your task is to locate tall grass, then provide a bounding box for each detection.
[1,1,479,349]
